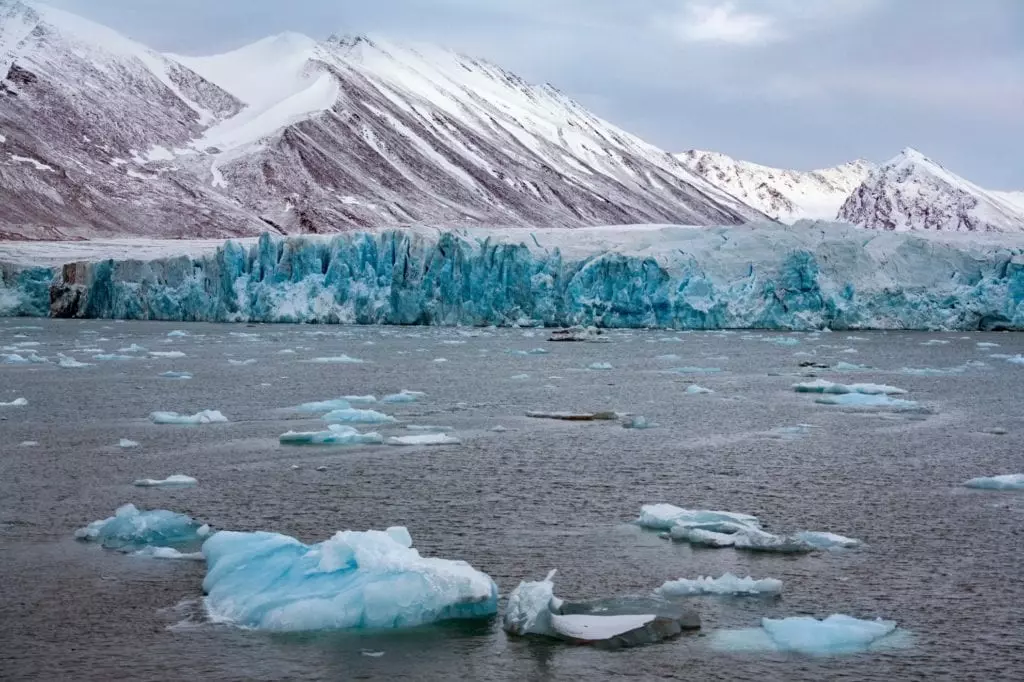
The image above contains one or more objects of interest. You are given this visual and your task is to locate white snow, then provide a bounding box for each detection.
[10,155,55,171]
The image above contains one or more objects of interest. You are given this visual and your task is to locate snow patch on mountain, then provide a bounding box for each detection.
[676,149,872,223]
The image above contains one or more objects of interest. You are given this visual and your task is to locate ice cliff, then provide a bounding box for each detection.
[3,222,1024,330]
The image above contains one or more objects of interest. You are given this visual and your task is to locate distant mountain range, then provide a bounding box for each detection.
[0,0,1021,239]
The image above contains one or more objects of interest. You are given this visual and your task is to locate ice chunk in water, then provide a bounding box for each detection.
[75,503,210,551]
[321,408,395,424]
[307,355,365,364]
[382,390,426,404]
[637,504,761,532]
[622,416,656,429]
[0,397,27,407]
[963,474,1024,490]
[133,475,198,488]
[201,527,497,631]
[119,439,139,448]
[795,531,862,549]
[167,330,190,337]
[279,425,384,446]
[149,351,186,359]
[671,366,722,374]
[793,380,906,395]
[160,371,193,380]
[387,433,461,446]
[588,362,614,370]
[294,398,352,412]
[118,344,148,353]
[1006,355,1024,365]
[712,614,900,656]
[228,358,257,366]
[133,547,204,561]
[656,573,783,597]
[57,353,92,368]
[94,354,135,361]
[685,385,713,395]
[814,394,918,408]
[150,410,228,425]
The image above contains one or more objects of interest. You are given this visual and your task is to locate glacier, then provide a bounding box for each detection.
[2,222,1024,330]
[201,526,498,631]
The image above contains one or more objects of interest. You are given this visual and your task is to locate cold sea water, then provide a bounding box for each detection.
[1,319,1022,681]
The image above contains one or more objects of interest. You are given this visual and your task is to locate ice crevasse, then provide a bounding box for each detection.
[1,223,1022,330]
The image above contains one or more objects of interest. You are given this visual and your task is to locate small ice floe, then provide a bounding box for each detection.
[510,373,531,380]
[228,358,257,366]
[94,353,135,361]
[132,547,204,561]
[526,411,618,421]
[406,425,447,431]
[900,361,986,376]
[308,355,366,364]
[321,408,395,424]
[976,342,1000,348]
[160,371,193,380]
[74,503,211,551]
[280,424,384,446]
[845,336,869,342]
[656,573,783,597]
[671,366,721,375]
[0,397,27,407]
[764,336,800,346]
[588,362,614,370]
[295,398,352,412]
[118,344,148,353]
[149,351,186,359]
[167,330,190,338]
[548,326,609,343]
[119,439,139,448]
[920,339,950,346]
[963,474,1024,490]
[508,348,549,356]
[133,475,198,488]
[278,349,297,354]
[766,424,815,440]
[833,361,869,371]
[794,531,862,549]
[685,385,713,395]
[20,440,39,446]
[711,614,904,656]
[360,650,385,658]
[433,358,448,363]
[657,354,681,361]
[57,353,92,368]
[793,380,906,395]
[490,425,508,432]
[150,410,228,425]
[382,390,425,404]
[504,570,699,648]
[622,416,656,429]
[814,394,919,409]
[343,395,377,403]
[1006,355,1024,365]
[386,433,461,446]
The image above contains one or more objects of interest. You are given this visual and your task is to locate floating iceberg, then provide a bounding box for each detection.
[963,474,1024,490]
[279,425,384,446]
[57,353,92,368]
[75,503,211,551]
[167,330,190,337]
[656,573,783,597]
[322,408,395,424]
[685,385,713,395]
[150,410,228,425]
[503,571,699,648]
[294,398,352,412]
[0,397,27,406]
[119,439,139,448]
[133,475,199,488]
[201,526,497,631]
[386,433,461,446]
[308,355,364,364]
[342,395,378,404]
[149,351,186,359]
[793,379,906,395]
[588,362,614,370]
[508,348,549,356]
[132,547,204,561]
[637,504,761,532]
[671,366,722,374]
[227,358,257,366]
[795,531,862,549]
[381,390,427,404]
[1007,355,1024,365]
[622,416,656,429]
[118,344,147,352]
[814,394,919,408]
[160,371,193,380]
[711,614,901,656]
[94,353,135,361]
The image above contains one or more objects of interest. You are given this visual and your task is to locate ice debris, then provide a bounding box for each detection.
[622,416,656,429]
[322,408,395,424]
[133,475,198,488]
[294,398,352,412]
[160,371,193,380]
[976,342,1000,348]
[833,361,869,371]
[814,394,919,409]
[167,330,190,337]
[794,531,862,549]
[119,439,139,448]
[387,433,461,446]
[588,362,614,370]
[671,366,721,374]
[963,474,1024,490]
[75,503,211,551]
[1006,355,1024,365]
[279,425,384,446]
[510,373,530,380]
[711,614,901,656]
[308,355,364,364]
[57,353,92,368]
[0,397,27,407]
[656,573,783,597]
[508,348,549,356]
[132,547,204,561]
[149,351,186,359]
[228,358,257,366]
[94,354,135,361]
[382,390,426,404]
[637,504,760,532]
[549,327,609,343]
[685,385,713,395]
[201,527,497,631]
[118,344,147,353]
[150,410,228,425]
[793,379,906,395]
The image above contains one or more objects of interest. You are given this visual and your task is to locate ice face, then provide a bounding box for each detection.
[74,503,211,551]
[201,527,498,631]
[16,224,1024,330]
[793,380,907,395]
[656,573,783,597]
[711,614,900,656]
[321,408,396,424]
[150,410,229,425]
[279,425,384,446]
[963,474,1024,490]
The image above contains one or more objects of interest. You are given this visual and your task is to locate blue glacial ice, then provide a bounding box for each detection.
[132,475,199,487]
[794,531,862,549]
[656,573,783,597]
[793,379,906,395]
[711,614,902,656]
[8,223,1024,330]
[279,425,384,446]
[1006,355,1024,365]
[322,408,396,424]
[201,526,498,631]
[963,474,1024,490]
[75,503,211,551]
[150,410,228,425]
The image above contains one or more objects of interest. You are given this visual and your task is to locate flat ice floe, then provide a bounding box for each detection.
[279,425,383,446]
[622,416,656,429]
[386,433,461,446]
[381,390,427,404]
[814,394,919,408]
[75,503,211,551]
[794,531,863,549]
[685,385,714,395]
[711,614,902,656]
[656,573,783,597]
[321,407,395,424]
[588,362,614,370]
[149,351,187,359]
[307,355,364,364]
[119,439,140,448]
[132,547,204,561]
[963,474,1024,490]
[0,397,28,406]
[57,353,92,368]
[133,475,198,488]
[294,398,353,412]
[160,371,193,380]
[201,526,497,631]
[793,379,906,395]
[150,410,229,425]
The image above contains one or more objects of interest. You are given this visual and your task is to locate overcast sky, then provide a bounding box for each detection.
[47,0,1024,188]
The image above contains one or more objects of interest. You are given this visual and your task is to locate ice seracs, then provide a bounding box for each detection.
[201,526,498,631]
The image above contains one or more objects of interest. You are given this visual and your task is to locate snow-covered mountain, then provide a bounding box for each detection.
[675,149,872,223]
[0,1,765,239]
[838,148,1024,233]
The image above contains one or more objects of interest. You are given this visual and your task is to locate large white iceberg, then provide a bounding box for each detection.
[201,527,497,631]
[656,573,783,597]
[74,503,211,551]
[963,474,1024,490]
[279,425,384,446]
[150,410,229,425]
[711,614,901,656]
